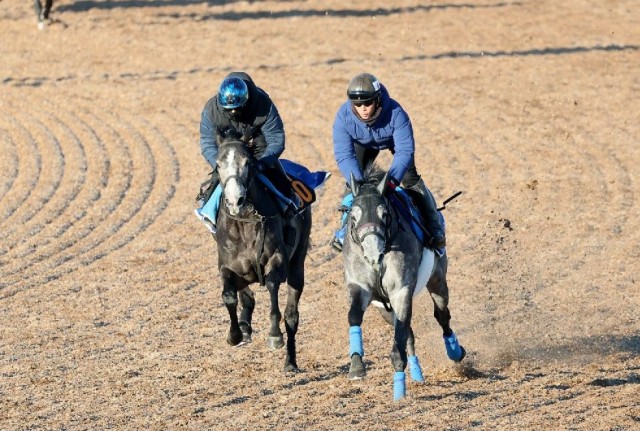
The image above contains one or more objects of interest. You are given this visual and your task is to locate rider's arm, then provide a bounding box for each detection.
[199,99,219,170]
[333,105,363,182]
[256,103,285,167]
[388,108,415,183]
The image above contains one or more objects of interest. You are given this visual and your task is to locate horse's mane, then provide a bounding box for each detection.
[362,163,387,186]
[217,127,247,147]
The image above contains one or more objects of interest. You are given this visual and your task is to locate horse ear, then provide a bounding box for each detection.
[377,173,389,195]
[349,173,360,195]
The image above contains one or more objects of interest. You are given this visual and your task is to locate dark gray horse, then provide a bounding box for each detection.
[34,0,53,28]
[214,133,312,373]
[343,165,465,400]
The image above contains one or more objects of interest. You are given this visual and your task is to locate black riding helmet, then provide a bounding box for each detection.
[347,73,381,103]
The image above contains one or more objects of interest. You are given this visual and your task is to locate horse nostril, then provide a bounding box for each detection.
[365,255,381,269]
[237,196,245,207]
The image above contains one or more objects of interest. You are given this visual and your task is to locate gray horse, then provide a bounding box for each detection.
[213,132,312,373]
[342,165,465,400]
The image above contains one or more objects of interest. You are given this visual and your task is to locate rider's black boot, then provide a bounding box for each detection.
[409,179,446,249]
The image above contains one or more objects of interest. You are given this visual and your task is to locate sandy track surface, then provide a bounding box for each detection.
[1,0,639,429]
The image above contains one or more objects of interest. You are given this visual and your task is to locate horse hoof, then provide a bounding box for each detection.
[408,355,425,383]
[240,325,252,344]
[227,329,243,346]
[284,363,299,374]
[444,332,465,362]
[455,346,467,363]
[348,354,366,380]
[267,335,284,350]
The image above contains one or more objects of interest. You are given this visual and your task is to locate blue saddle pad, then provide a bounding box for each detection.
[257,160,330,212]
[387,187,439,246]
[281,159,330,190]
[387,187,446,253]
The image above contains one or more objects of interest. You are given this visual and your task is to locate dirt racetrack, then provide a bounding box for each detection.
[1,0,639,429]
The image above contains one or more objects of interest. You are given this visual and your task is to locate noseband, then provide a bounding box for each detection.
[218,141,260,219]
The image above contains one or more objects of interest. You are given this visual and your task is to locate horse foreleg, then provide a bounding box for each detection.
[347,285,369,380]
[221,274,243,346]
[282,284,302,372]
[238,288,255,343]
[265,281,284,350]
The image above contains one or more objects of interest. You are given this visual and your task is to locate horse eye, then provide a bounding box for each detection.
[351,206,362,222]
[377,205,388,220]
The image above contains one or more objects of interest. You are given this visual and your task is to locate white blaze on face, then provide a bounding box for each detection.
[218,147,246,215]
[356,204,387,270]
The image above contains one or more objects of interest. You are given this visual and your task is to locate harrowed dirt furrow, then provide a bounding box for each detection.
[2,113,65,242]
[0,110,44,239]
[0,108,89,264]
[0,101,179,297]
[0,101,130,293]
[0,124,19,202]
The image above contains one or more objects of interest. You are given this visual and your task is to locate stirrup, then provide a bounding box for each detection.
[329,236,343,252]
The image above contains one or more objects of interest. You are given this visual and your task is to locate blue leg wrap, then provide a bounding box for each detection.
[408,355,425,382]
[349,326,364,357]
[444,331,463,362]
[393,371,406,401]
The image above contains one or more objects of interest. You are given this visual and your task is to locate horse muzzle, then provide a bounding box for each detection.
[357,224,386,268]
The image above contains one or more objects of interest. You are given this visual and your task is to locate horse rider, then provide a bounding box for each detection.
[330,72,446,252]
[198,72,292,211]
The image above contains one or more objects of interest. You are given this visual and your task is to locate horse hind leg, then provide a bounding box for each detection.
[430,284,466,363]
[282,284,302,372]
[390,314,411,401]
[377,307,423,382]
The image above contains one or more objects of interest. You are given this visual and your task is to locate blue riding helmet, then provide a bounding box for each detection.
[218,76,249,109]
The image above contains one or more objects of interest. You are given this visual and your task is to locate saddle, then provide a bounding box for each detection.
[386,186,429,246]
[257,159,325,217]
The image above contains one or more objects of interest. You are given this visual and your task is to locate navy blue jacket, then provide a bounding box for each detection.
[200,73,285,170]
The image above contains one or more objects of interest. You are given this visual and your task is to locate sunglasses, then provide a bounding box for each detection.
[353,100,374,108]
[224,107,242,115]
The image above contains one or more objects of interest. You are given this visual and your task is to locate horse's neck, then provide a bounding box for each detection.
[247,179,280,218]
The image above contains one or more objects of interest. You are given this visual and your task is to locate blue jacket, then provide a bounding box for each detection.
[333,84,415,183]
[199,73,285,170]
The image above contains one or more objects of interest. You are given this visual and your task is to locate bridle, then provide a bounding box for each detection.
[349,190,397,253]
[218,141,263,221]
